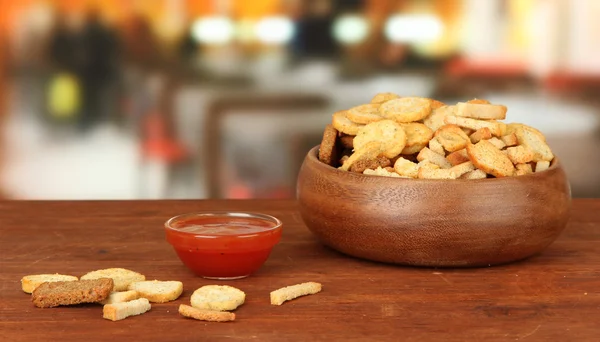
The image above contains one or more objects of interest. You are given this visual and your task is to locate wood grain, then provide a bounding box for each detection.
[298,146,572,267]
[1,199,599,341]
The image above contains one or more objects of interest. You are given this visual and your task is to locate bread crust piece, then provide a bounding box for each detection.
[339,141,381,171]
[444,115,502,137]
[450,161,475,177]
[179,304,235,322]
[270,282,322,305]
[508,124,554,162]
[191,285,245,311]
[455,102,507,120]
[428,137,445,156]
[434,124,470,152]
[501,133,518,147]
[21,274,78,294]
[332,110,364,135]
[370,92,399,104]
[318,124,340,166]
[346,104,384,124]
[506,145,534,164]
[466,140,515,177]
[535,160,551,172]
[401,123,433,152]
[350,155,391,173]
[363,166,403,178]
[423,105,455,132]
[469,128,492,144]
[417,147,452,169]
[460,169,487,179]
[394,157,419,178]
[378,97,432,123]
[102,298,151,321]
[80,268,145,291]
[417,168,457,179]
[446,149,470,166]
[100,290,140,305]
[127,280,183,303]
[353,120,407,159]
[32,278,114,308]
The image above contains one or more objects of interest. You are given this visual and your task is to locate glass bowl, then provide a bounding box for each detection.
[165,212,282,279]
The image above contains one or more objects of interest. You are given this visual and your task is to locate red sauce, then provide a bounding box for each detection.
[165,214,282,279]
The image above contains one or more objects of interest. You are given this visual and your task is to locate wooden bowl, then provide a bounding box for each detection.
[297,146,572,267]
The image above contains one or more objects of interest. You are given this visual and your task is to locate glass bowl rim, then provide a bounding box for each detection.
[164,211,283,236]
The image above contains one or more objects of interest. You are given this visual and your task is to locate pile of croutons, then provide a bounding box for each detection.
[318,94,554,179]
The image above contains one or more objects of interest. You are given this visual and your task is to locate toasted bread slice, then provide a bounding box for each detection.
[191,285,245,311]
[417,147,452,169]
[100,290,140,305]
[506,146,534,164]
[450,161,475,177]
[400,143,427,155]
[346,104,384,124]
[332,110,365,135]
[434,124,470,152]
[428,137,445,156]
[363,166,403,178]
[21,274,78,294]
[353,120,407,159]
[423,105,455,132]
[350,155,391,173]
[466,140,515,177]
[509,124,554,162]
[339,141,381,171]
[460,169,487,179]
[127,280,183,303]
[455,102,507,120]
[506,123,545,141]
[401,123,433,151]
[535,160,551,172]
[318,124,340,166]
[417,168,457,180]
[393,157,419,178]
[103,298,151,321]
[81,268,145,292]
[32,278,113,308]
[370,92,399,104]
[179,304,235,322]
[270,282,322,306]
[446,149,470,166]
[379,97,432,123]
[444,116,502,137]
[469,127,492,144]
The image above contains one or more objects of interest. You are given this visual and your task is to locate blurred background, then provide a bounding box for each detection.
[0,0,599,200]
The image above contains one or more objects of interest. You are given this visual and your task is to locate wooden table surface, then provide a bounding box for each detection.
[1,199,599,342]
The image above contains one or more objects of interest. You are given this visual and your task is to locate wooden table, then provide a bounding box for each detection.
[1,199,599,341]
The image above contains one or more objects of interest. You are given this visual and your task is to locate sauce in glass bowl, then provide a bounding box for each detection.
[165,212,282,279]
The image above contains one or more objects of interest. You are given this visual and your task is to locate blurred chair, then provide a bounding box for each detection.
[203,94,329,199]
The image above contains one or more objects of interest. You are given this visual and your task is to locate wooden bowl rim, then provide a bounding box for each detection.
[306,145,561,183]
